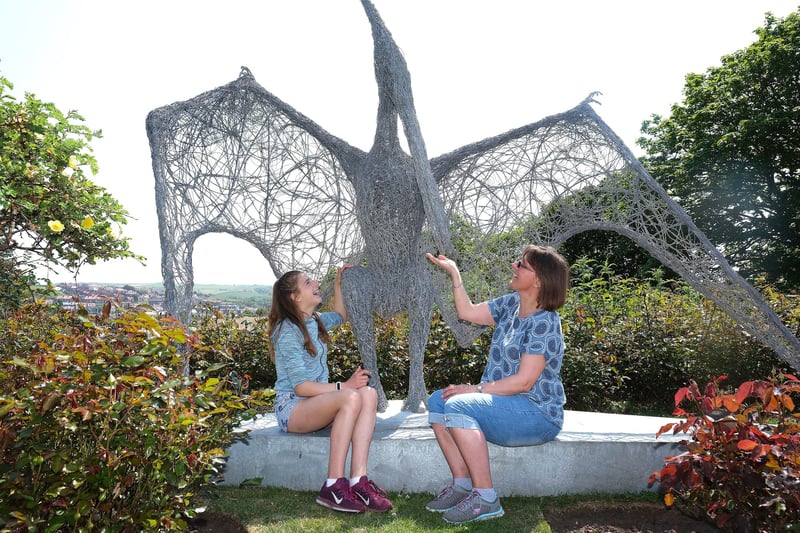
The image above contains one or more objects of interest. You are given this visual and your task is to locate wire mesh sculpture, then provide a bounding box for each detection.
[147,0,800,412]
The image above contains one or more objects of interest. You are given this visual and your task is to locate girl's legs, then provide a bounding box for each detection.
[288,386,380,479]
[290,387,390,513]
[288,388,365,479]
[348,386,378,479]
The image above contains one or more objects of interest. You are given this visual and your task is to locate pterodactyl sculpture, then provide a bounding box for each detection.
[147,0,800,412]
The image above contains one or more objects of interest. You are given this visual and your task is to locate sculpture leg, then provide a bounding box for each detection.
[404,276,434,413]
[161,237,196,374]
[163,237,196,326]
[341,267,389,412]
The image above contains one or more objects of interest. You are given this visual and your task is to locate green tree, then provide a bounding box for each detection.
[559,229,673,281]
[0,74,142,309]
[638,10,800,290]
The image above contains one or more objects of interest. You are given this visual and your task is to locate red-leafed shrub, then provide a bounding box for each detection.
[650,375,800,532]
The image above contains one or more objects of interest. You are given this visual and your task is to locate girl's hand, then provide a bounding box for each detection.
[336,263,354,283]
[332,263,354,321]
[345,366,371,389]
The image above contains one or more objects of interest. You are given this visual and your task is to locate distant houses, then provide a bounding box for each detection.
[47,283,260,317]
[48,283,144,314]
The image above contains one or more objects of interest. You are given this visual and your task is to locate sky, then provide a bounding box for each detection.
[2,0,798,286]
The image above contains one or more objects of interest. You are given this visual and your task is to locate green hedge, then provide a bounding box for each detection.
[0,303,270,531]
[0,266,795,530]
[561,261,794,413]
[191,262,797,416]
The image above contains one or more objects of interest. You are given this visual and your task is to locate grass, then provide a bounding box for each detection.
[197,485,665,532]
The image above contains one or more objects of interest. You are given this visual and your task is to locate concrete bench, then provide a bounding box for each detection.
[221,401,685,496]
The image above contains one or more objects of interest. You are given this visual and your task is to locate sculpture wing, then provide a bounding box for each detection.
[148,68,365,284]
[429,95,627,302]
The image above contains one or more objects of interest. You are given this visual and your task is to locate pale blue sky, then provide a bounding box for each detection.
[2,0,798,285]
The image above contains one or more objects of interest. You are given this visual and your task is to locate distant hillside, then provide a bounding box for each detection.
[105,283,273,310]
[193,285,272,309]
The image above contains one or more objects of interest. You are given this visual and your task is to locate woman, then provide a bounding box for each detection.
[268,265,392,513]
[424,245,569,524]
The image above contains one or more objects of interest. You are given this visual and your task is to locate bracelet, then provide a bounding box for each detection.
[453,282,463,289]
[335,381,342,391]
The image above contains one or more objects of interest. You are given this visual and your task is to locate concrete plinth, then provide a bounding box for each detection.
[221,401,686,497]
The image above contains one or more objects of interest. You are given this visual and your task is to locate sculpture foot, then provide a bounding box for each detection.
[402,396,428,413]
[377,396,389,413]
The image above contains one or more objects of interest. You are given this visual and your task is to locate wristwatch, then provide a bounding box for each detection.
[477,383,483,393]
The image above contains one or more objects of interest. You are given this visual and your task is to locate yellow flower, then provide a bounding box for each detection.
[664,492,675,507]
[68,155,79,169]
[81,216,95,229]
[48,220,65,232]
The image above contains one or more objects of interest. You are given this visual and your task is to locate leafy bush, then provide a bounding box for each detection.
[650,375,800,532]
[423,314,490,390]
[191,310,490,400]
[187,261,796,416]
[0,302,270,532]
[192,308,276,391]
[561,259,790,413]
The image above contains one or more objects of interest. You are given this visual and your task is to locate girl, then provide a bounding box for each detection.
[268,265,392,513]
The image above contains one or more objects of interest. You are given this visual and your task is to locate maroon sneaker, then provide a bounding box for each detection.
[316,478,366,513]
[351,476,393,512]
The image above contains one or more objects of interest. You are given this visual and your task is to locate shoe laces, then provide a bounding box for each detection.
[332,480,353,499]
[454,490,481,512]
[436,484,455,499]
[363,479,387,498]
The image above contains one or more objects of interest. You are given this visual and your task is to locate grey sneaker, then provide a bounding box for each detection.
[425,483,471,512]
[442,490,504,524]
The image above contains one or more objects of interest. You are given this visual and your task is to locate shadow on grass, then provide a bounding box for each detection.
[198,486,550,533]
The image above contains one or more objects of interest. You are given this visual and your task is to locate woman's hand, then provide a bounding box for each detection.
[441,383,478,400]
[425,253,459,277]
[426,252,493,326]
[344,366,371,389]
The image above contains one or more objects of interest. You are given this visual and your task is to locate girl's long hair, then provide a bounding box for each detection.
[267,270,331,361]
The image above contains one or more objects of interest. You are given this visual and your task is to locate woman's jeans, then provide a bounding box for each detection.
[427,389,561,446]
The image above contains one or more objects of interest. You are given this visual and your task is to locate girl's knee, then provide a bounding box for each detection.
[358,386,378,409]
[340,388,362,411]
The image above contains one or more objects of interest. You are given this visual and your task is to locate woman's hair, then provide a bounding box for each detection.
[267,270,331,361]
[522,245,570,311]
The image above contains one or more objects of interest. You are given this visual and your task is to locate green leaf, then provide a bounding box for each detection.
[122,356,146,367]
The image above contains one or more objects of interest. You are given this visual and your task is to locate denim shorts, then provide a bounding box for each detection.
[274,391,305,432]
[427,388,561,446]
